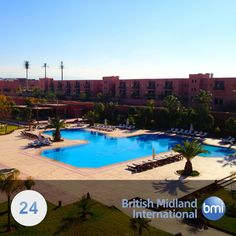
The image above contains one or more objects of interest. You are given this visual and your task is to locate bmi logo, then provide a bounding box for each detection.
[201,196,226,221]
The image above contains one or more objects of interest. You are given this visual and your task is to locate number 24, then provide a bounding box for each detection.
[19,201,38,214]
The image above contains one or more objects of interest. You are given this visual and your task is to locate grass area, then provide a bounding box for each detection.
[183,188,236,234]
[0,124,19,135]
[0,200,172,236]
[208,188,236,234]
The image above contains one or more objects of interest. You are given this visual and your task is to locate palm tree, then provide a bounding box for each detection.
[195,90,212,109]
[24,176,35,190]
[42,63,49,78]
[130,217,151,236]
[83,111,98,125]
[60,61,64,81]
[163,95,181,113]
[24,61,30,90]
[48,117,65,141]
[173,140,208,176]
[145,100,155,128]
[0,169,23,231]
[163,95,182,127]
[77,195,93,220]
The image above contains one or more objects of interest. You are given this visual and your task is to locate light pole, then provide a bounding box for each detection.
[60,61,64,80]
[42,63,49,78]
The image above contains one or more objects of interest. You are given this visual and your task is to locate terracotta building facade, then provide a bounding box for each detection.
[0,73,236,110]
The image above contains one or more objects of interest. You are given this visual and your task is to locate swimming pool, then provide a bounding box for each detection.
[41,129,235,168]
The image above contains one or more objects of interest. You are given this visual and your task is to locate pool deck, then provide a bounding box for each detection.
[0,128,235,236]
[0,128,235,181]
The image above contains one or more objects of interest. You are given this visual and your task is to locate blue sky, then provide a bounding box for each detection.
[0,0,236,80]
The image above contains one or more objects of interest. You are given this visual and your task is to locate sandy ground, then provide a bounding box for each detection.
[0,128,235,236]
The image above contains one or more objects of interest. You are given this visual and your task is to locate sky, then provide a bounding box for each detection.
[0,0,236,80]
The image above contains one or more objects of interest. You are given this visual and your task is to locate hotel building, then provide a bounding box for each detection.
[0,73,236,110]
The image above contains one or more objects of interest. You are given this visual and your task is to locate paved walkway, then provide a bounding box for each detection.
[0,129,235,235]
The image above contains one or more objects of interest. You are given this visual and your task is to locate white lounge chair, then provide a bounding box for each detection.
[221,136,232,143]
[200,132,208,138]
[183,130,189,135]
[229,138,235,145]
[167,128,175,133]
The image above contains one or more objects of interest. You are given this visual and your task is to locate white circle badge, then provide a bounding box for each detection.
[11,190,47,226]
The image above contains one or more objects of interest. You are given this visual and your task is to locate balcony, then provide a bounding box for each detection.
[214,81,225,90]
[75,83,80,89]
[214,86,225,90]
[132,81,140,89]
[119,92,126,98]
[147,85,155,90]
[119,82,126,89]
[164,85,173,90]
[145,93,155,99]
[147,81,155,89]
[131,92,140,99]
[164,81,173,90]
[75,88,80,94]
[84,82,90,89]
[57,84,63,91]
[132,85,140,89]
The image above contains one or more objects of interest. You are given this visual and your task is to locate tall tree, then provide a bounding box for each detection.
[24,176,35,190]
[0,169,23,232]
[42,63,49,78]
[77,195,94,220]
[163,95,182,127]
[47,117,65,141]
[60,61,64,81]
[94,102,105,122]
[173,140,208,176]
[194,90,214,131]
[163,95,182,113]
[195,90,212,110]
[130,217,151,236]
[225,117,236,136]
[24,61,30,90]
[83,111,98,125]
[105,102,117,124]
[0,95,15,119]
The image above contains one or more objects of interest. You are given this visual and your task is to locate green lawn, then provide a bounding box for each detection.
[208,188,236,234]
[0,124,19,135]
[0,200,172,236]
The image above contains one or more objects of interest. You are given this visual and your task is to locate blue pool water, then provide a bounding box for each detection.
[41,129,235,168]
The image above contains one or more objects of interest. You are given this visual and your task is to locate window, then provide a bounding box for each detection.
[148,81,155,89]
[119,90,126,98]
[164,81,173,89]
[119,82,126,89]
[132,81,140,89]
[164,90,172,96]
[214,98,223,105]
[214,81,225,90]
[131,90,140,98]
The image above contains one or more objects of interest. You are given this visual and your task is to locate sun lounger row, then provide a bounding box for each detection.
[221,136,235,145]
[36,124,47,129]
[117,124,135,130]
[167,128,208,138]
[28,138,52,147]
[126,154,183,173]
[21,131,39,139]
[91,124,116,132]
